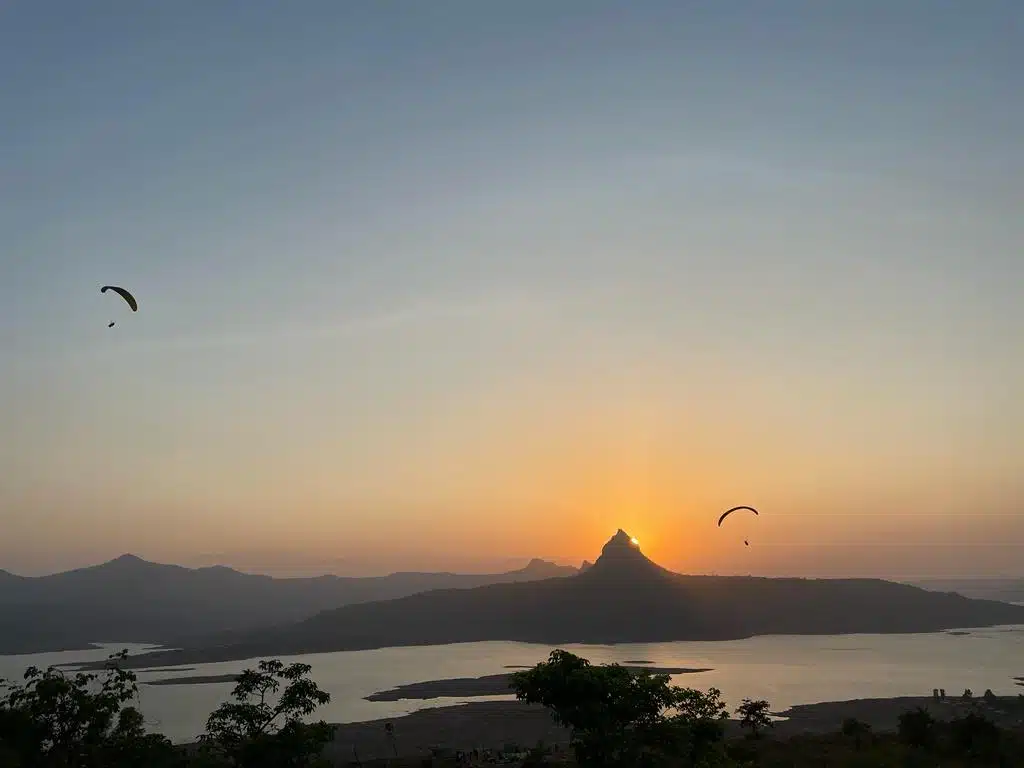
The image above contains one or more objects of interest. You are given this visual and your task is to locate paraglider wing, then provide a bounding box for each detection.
[100,285,138,311]
[718,505,758,527]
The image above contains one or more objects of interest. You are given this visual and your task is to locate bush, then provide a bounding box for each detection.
[948,711,1000,757]
[897,706,935,750]
[840,717,871,750]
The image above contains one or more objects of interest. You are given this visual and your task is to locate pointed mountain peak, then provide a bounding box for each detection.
[585,529,671,581]
[608,529,638,548]
[111,553,146,565]
[95,554,181,573]
[599,529,644,560]
[86,554,156,575]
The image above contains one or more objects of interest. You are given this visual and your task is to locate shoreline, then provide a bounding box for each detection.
[319,695,1024,760]
[776,695,1024,734]
[70,623,1024,671]
[143,666,707,692]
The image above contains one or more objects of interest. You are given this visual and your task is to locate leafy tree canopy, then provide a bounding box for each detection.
[510,649,730,767]
[0,650,176,768]
[199,660,334,768]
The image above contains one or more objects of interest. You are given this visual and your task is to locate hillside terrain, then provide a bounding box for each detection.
[90,530,1024,669]
[906,577,1024,605]
[0,555,576,653]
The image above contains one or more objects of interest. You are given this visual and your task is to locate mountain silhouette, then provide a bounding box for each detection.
[95,530,1024,670]
[586,529,672,578]
[0,554,577,654]
[905,577,1024,605]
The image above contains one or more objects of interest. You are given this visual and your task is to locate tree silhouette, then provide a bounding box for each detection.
[199,659,333,767]
[949,711,1000,758]
[840,717,871,750]
[735,699,772,739]
[510,649,730,767]
[897,706,936,750]
[9,647,1024,767]
[0,649,176,767]
[383,721,397,756]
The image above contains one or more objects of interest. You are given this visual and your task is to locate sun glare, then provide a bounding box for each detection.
[630,537,639,546]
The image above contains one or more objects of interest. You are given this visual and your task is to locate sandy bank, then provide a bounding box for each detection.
[365,667,709,701]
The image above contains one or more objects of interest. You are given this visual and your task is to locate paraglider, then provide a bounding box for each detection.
[719,505,758,548]
[718,505,758,527]
[100,285,137,328]
[100,285,138,310]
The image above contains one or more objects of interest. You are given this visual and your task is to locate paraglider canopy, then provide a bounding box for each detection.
[100,285,138,311]
[718,505,758,527]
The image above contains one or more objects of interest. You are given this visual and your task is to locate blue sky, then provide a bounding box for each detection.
[1,1,1021,576]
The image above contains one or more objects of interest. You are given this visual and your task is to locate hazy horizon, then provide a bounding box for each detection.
[3,2,1021,579]
[4,534,1023,582]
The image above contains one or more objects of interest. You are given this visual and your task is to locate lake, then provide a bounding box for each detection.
[2,627,1022,743]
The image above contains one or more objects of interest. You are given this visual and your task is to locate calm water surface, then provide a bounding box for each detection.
[2,628,1022,743]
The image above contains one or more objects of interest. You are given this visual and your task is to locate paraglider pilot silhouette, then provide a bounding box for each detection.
[718,506,758,547]
[101,285,137,328]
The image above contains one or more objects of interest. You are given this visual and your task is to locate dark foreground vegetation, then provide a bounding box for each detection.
[2,649,1023,767]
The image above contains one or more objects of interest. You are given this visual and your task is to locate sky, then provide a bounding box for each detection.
[2,1,1021,578]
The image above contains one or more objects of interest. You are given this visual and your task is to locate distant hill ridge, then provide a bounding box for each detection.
[0,554,578,654]
[904,577,1024,605]
[86,529,1024,671]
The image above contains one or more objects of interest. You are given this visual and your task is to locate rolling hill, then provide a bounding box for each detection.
[0,555,577,654]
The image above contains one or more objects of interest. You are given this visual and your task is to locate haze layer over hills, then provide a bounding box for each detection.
[85,530,1024,670]
[905,578,1024,605]
[0,555,576,654]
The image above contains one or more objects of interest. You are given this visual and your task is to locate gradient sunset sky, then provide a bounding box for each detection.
[2,1,1021,578]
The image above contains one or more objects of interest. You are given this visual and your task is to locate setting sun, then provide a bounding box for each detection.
[630,537,639,546]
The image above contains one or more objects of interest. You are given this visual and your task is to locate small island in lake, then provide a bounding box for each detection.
[365,666,710,701]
